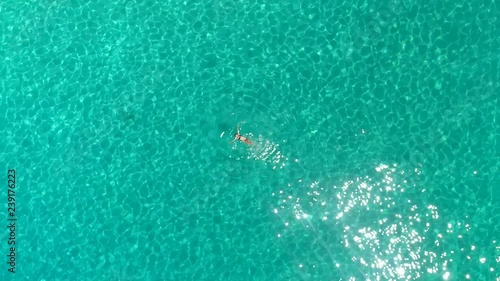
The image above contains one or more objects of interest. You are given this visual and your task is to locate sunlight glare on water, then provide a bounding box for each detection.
[271,163,493,280]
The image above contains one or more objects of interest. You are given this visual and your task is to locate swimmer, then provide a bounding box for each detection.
[229,124,252,145]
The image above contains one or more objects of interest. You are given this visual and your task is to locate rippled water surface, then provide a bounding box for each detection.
[1,0,499,280]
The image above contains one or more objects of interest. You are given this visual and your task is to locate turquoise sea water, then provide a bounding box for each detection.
[1,0,499,280]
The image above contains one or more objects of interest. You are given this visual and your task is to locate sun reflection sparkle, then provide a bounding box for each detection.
[270,162,492,280]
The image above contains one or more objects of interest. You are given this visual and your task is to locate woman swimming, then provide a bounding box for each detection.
[229,124,252,145]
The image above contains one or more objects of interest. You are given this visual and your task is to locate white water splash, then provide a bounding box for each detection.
[247,135,288,169]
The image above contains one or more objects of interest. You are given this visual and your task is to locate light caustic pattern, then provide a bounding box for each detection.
[271,164,496,280]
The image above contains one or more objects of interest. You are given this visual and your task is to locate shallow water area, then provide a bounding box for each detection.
[1,0,498,280]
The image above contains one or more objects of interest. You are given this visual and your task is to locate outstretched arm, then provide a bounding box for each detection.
[236,124,241,134]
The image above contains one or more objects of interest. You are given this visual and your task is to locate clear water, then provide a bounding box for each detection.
[1,0,499,280]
